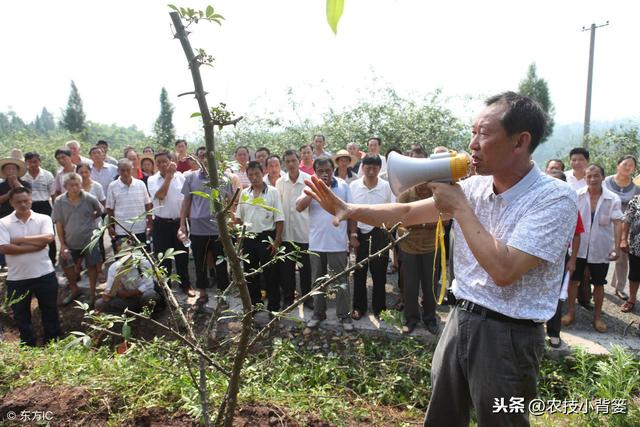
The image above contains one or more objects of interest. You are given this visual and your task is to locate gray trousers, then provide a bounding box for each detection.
[424,306,545,427]
[311,251,351,319]
[401,250,436,323]
[96,290,161,314]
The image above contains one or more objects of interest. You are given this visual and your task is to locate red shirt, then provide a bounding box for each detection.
[300,164,314,175]
[575,211,585,235]
[176,158,191,173]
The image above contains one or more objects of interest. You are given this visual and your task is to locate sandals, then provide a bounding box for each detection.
[621,301,635,313]
[351,310,363,321]
[615,290,629,301]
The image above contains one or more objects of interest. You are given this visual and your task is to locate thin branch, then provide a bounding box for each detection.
[212,116,244,127]
[124,309,229,377]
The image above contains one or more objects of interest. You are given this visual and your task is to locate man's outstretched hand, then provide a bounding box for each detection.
[303,175,351,226]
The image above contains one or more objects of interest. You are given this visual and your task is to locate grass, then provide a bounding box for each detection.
[1,335,639,426]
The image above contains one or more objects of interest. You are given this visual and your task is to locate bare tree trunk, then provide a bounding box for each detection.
[170,11,252,427]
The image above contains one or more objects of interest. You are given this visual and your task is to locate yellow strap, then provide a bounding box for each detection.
[432,214,448,305]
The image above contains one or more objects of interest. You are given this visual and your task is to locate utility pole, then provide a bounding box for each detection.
[582,21,609,148]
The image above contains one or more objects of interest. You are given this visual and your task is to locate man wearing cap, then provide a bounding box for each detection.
[333,150,358,184]
[0,187,60,346]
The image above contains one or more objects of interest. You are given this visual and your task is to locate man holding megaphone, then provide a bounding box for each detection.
[303,92,577,427]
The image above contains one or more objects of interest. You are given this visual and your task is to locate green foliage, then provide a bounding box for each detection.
[217,87,468,159]
[61,80,86,133]
[167,4,224,25]
[153,87,176,149]
[518,63,555,143]
[34,107,56,133]
[326,0,345,34]
[587,126,640,176]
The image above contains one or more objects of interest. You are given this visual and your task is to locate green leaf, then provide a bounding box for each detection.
[191,190,211,199]
[206,5,214,17]
[326,0,344,35]
[167,4,179,12]
[122,322,132,341]
[190,112,202,118]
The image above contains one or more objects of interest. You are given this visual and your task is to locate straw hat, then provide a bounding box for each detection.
[0,158,27,178]
[139,154,156,170]
[332,149,358,168]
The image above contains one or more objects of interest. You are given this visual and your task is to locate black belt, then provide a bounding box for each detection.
[154,216,179,222]
[457,299,540,327]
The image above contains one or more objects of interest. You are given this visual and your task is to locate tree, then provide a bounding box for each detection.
[518,63,554,143]
[153,87,175,148]
[34,107,56,133]
[587,125,640,176]
[61,80,86,133]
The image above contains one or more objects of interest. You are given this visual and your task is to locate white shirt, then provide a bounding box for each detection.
[565,169,587,191]
[147,172,185,220]
[575,186,623,263]
[451,164,577,322]
[106,178,151,235]
[303,177,351,253]
[22,169,55,202]
[90,163,118,195]
[105,258,154,294]
[0,211,55,280]
[349,177,395,233]
[276,171,310,243]
[235,184,285,233]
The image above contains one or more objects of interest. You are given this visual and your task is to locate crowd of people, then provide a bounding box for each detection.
[0,131,638,349]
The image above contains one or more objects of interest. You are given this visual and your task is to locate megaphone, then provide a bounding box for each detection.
[387,151,471,196]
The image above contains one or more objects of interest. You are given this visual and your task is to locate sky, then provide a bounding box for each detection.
[1,0,639,139]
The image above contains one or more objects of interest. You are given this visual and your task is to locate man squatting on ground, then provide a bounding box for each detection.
[303,92,577,426]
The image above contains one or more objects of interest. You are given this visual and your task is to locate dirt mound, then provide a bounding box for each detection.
[122,407,195,426]
[234,404,332,426]
[0,383,108,426]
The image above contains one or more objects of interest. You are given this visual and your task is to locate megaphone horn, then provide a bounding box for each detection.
[387,151,470,196]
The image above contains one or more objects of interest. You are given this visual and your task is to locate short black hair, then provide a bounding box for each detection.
[546,158,565,170]
[143,146,154,153]
[485,91,547,153]
[89,146,103,155]
[617,155,637,167]
[256,147,270,156]
[313,157,334,171]
[24,152,40,161]
[55,148,72,158]
[9,186,31,199]
[569,147,590,161]
[313,134,326,142]
[196,146,206,154]
[411,147,427,158]
[361,155,382,167]
[587,164,605,177]
[246,160,263,172]
[75,163,91,172]
[299,144,312,152]
[154,150,171,159]
[174,139,187,147]
[384,147,401,160]
[368,137,382,146]
[96,140,109,147]
[283,149,299,160]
